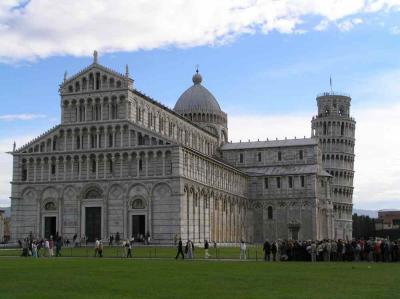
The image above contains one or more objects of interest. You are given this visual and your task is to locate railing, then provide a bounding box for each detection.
[0,243,265,260]
[316,91,351,98]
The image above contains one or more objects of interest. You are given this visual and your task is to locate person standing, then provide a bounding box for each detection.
[204,240,210,259]
[49,236,54,257]
[56,237,62,257]
[240,240,247,260]
[146,232,151,245]
[311,241,317,262]
[271,241,278,261]
[187,240,194,259]
[263,240,271,262]
[94,239,100,257]
[175,238,184,259]
[32,241,38,258]
[44,239,50,257]
[98,240,103,257]
[73,234,77,247]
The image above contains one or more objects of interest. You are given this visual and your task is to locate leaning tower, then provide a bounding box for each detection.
[311,92,356,240]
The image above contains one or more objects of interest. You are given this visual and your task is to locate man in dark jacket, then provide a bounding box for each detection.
[175,238,184,259]
[263,240,271,261]
[271,242,278,261]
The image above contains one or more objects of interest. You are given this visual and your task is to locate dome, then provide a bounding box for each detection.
[174,71,222,114]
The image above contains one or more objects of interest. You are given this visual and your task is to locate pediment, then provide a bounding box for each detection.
[60,63,133,95]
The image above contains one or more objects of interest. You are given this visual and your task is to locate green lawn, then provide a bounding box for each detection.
[0,258,399,299]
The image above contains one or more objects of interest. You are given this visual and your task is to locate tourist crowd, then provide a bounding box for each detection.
[260,239,400,262]
[18,233,400,263]
[20,234,63,258]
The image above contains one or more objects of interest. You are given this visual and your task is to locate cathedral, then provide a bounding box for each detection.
[9,52,356,244]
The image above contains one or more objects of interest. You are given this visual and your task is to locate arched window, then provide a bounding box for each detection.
[323,122,327,135]
[277,151,282,161]
[89,73,94,90]
[324,107,330,116]
[109,159,113,174]
[338,107,344,116]
[267,206,273,219]
[111,103,118,119]
[94,103,101,120]
[341,123,344,136]
[95,73,100,90]
[139,159,143,171]
[82,78,87,90]
[21,160,27,181]
[52,137,57,151]
[91,159,96,173]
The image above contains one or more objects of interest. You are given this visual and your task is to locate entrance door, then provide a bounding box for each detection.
[131,215,146,240]
[290,227,300,240]
[44,216,56,239]
[85,207,102,242]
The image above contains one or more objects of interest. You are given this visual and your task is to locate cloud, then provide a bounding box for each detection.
[1,0,400,62]
[390,25,400,34]
[229,102,400,210]
[0,113,46,121]
[337,18,363,31]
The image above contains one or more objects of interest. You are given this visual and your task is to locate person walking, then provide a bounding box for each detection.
[175,238,184,259]
[204,240,210,259]
[127,240,132,258]
[263,240,271,262]
[240,240,247,260]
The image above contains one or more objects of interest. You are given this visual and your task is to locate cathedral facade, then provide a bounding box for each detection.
[9,53,355,244]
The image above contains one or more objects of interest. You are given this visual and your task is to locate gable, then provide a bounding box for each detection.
[60,63,133,95]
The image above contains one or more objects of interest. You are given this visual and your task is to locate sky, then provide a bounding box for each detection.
[0,0,400,210]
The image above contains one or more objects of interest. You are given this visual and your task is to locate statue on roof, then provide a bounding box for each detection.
[93,50,98,63]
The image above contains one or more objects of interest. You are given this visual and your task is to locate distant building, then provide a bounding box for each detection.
[375,210,400,230]
[374,210,400,240]
[9,52,356,243]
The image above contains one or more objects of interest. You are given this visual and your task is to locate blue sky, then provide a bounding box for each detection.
[1,0,400,209]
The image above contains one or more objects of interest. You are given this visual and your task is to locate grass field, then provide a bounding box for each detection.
[0,258,399,299]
